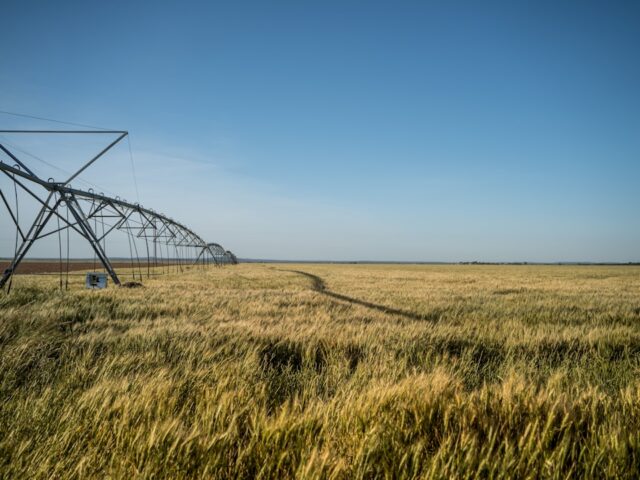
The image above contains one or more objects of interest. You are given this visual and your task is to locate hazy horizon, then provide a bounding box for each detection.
[2,256,638,265]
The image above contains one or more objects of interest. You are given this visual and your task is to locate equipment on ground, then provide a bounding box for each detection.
[85,272,108,289]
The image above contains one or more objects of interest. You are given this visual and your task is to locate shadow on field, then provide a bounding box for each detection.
[281,269,439,322]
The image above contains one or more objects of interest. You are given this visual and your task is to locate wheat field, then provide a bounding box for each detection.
[1,263,640,478]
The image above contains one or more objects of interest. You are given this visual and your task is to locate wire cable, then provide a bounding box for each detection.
[139,211,150,278]
[65,203,70,290]
[0,109,111,131]
[124,215,136,281]
[123,213,142,281]
[127,135,140,204]
[0,135,120,198]
[55,193,63,290]
[6,173,19,294]
[101,211,106,275]
[92,200,98,272]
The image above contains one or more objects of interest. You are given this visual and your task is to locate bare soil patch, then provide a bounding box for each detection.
[0,260,170,274]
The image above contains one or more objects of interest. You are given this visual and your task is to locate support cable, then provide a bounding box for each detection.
[65,203,70,290]
[131,218,142,280]
[159,235,164,275]
[175,243,182,273]
[101,211,106,274]
[6,173,19,294]
[124,216,136,281]
[139,211,150,278]
[92,201,98,272]
[164,241,170,275]
[123,213,142,281]
[127,136,140,204]
[153,221,158,274]
[0,109,110,131]
[0,135,119,198]
[55,193,63,290]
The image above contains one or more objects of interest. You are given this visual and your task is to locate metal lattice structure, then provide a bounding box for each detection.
[0,130,237,289]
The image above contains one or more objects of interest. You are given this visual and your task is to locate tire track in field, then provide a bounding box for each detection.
[281,269,439,322]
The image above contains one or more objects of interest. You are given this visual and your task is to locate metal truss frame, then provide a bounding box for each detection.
[0,130,236,289]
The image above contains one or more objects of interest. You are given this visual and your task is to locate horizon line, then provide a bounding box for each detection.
[2,257,639,266]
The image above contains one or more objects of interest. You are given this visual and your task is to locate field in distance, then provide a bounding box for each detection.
[0,259,182,275]
[1,263,640,478]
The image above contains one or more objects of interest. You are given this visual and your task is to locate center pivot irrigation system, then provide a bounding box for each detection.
[0,129,237,290]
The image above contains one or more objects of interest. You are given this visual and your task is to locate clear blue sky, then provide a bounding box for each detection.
[1,1,638,262]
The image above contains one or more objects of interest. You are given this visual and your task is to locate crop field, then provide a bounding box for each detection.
[1,263,640,479]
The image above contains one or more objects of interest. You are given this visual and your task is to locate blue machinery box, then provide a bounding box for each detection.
[85,272,108,289]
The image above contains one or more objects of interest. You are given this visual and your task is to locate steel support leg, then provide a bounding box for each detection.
[0,192,59,289]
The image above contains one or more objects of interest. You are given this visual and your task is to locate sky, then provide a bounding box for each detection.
[0,0,639,262]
